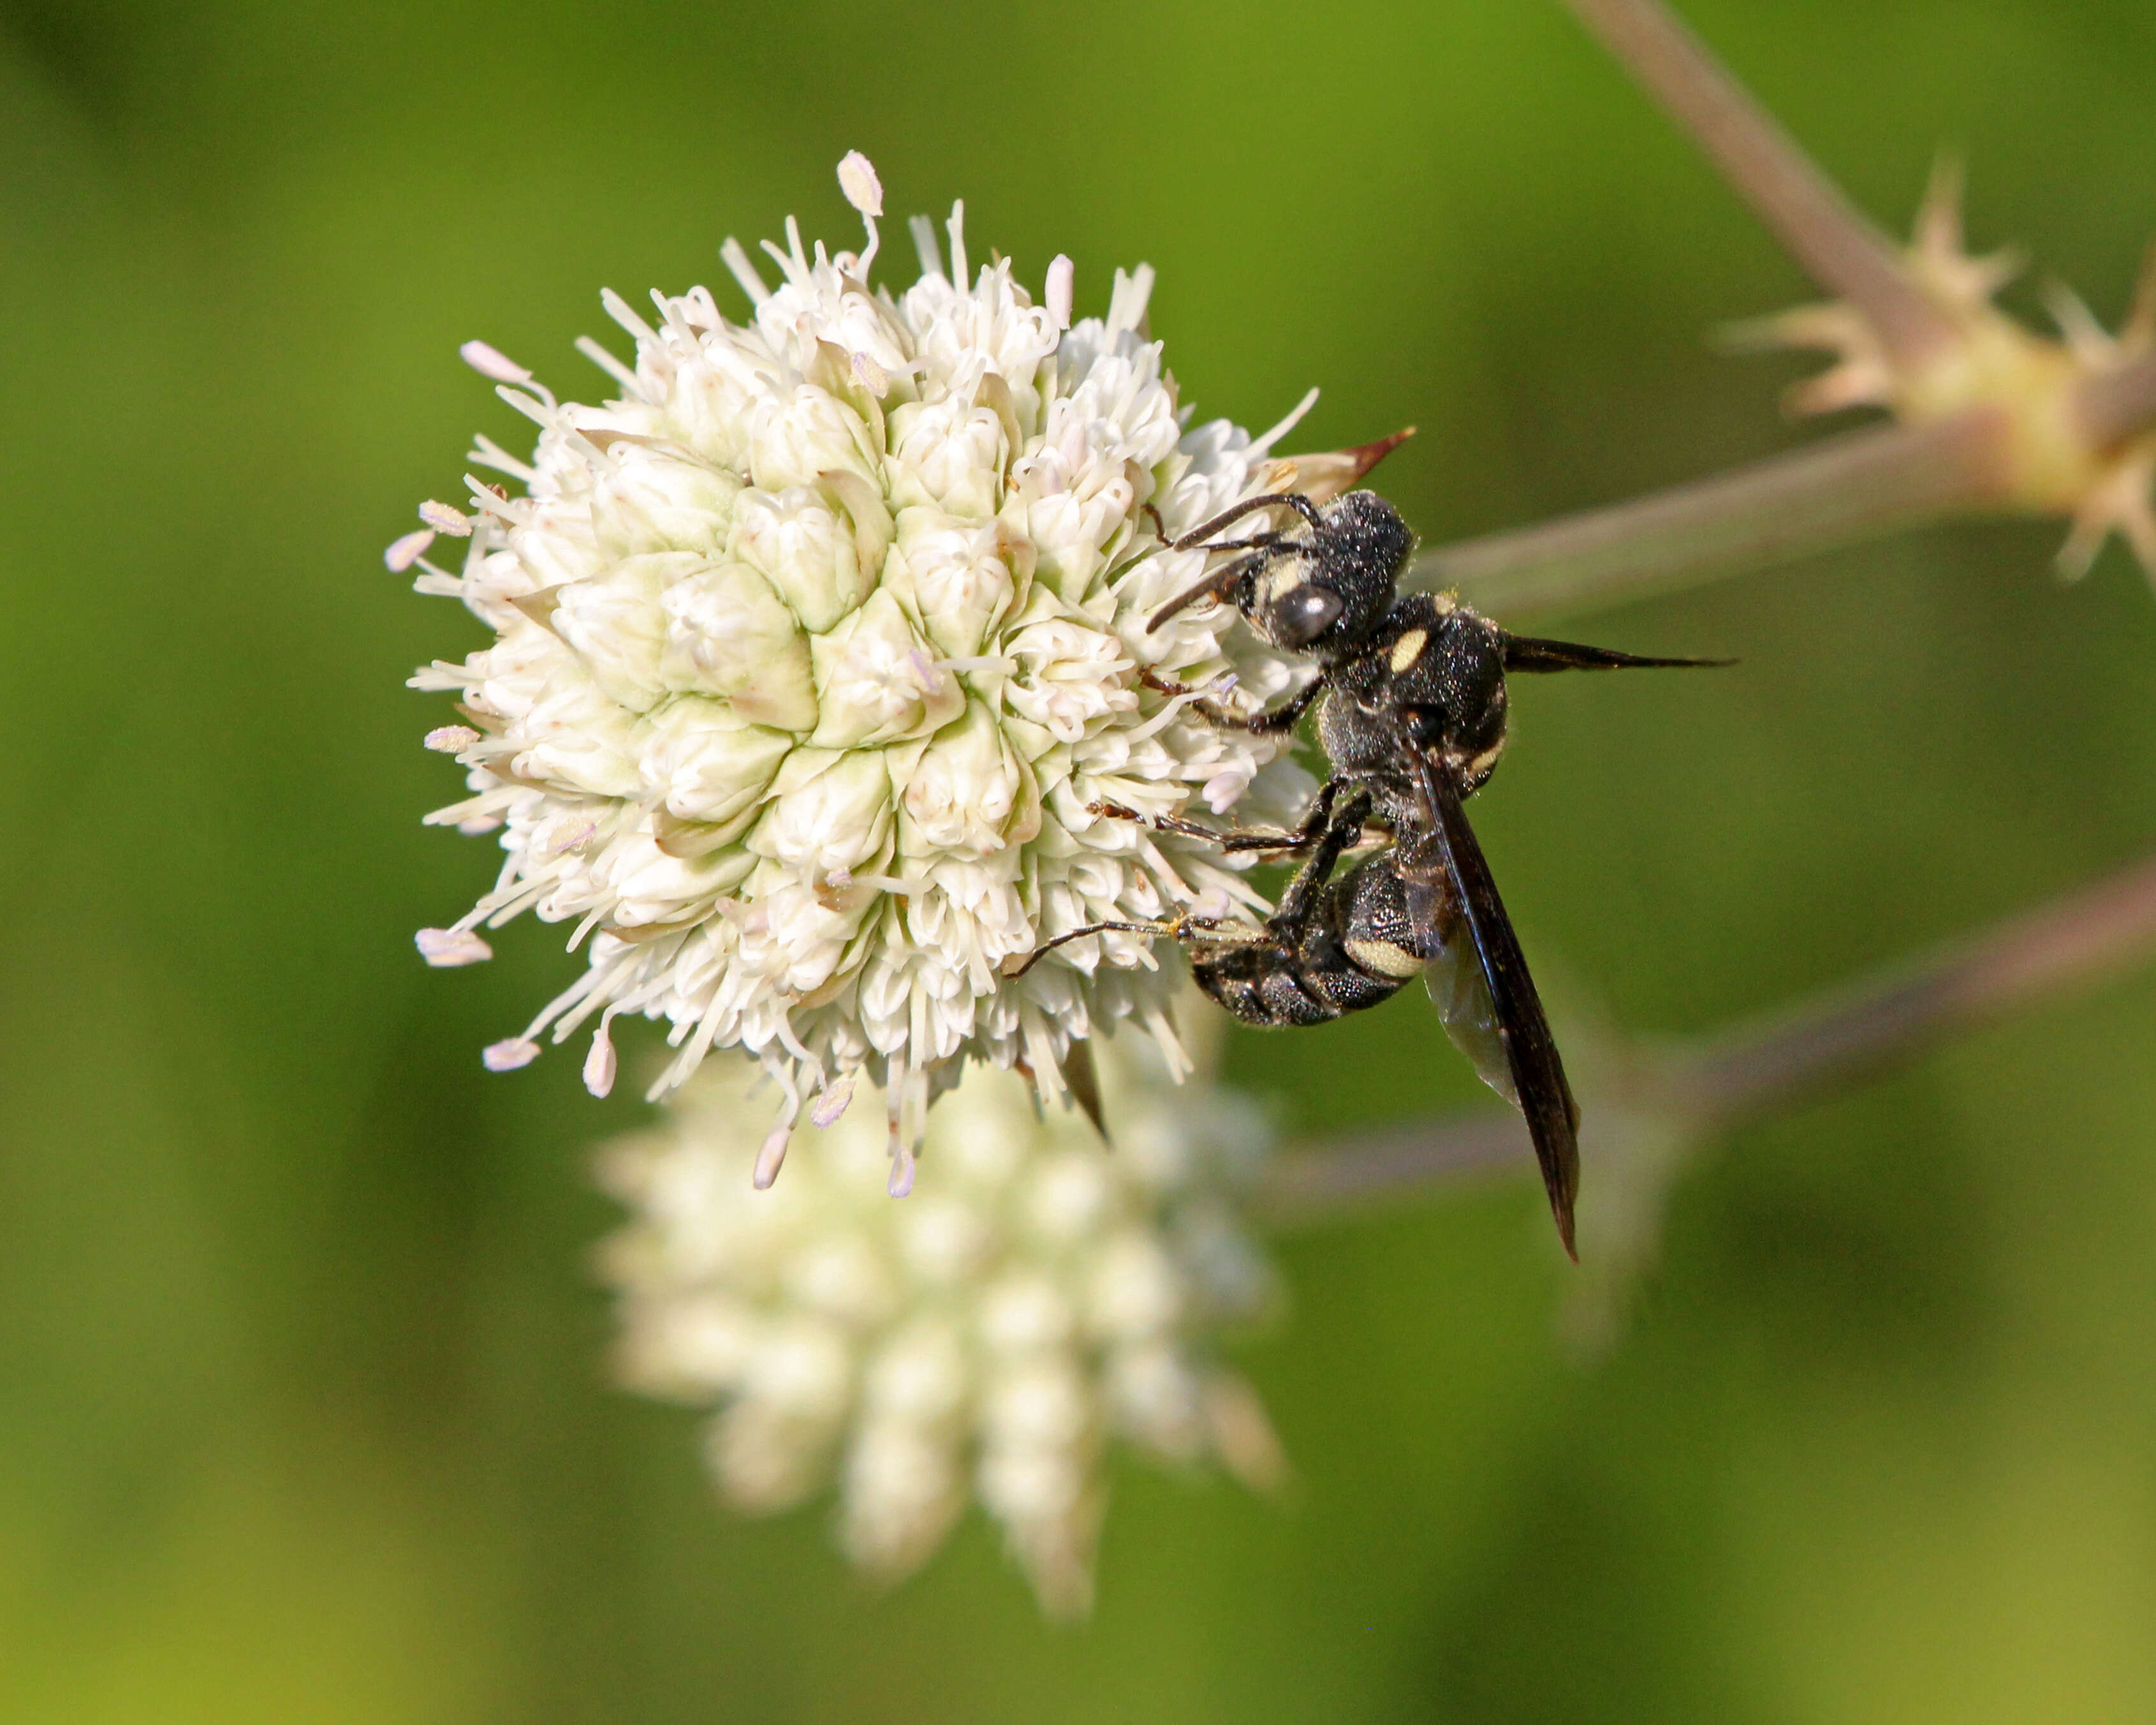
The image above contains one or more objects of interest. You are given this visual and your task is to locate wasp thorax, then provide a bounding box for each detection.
[1240,489,1412,658]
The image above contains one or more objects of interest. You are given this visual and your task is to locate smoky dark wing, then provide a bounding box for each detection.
[1420,912,1517,1109]
[1499,633,1735,674]
[1399,749,1581,1259]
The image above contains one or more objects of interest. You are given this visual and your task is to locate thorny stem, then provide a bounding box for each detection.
[1414,411,2014,621]
[1262,846,2156,1225]
[1395,0,2156,619]
[1559,0,1953,366]
[1403,0,1979,624]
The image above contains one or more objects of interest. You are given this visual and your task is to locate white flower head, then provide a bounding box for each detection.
[592,1031,1284,1615]
[406,154,1330,1168]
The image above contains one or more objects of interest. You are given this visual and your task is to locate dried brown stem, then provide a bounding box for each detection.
[1411,409,2013,621]
[1560,0,1951,364]
[1263,846,2156,1226]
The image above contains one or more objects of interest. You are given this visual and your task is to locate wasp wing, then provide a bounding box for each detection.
[1420,908,1517,1108]
[1398,750,1581,1259]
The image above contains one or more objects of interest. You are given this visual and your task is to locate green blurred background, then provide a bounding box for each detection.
[6,0,2156,1717]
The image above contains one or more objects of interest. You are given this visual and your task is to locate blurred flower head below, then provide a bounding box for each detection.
[403,152,1333,1184]
[592,1031,1283,1616]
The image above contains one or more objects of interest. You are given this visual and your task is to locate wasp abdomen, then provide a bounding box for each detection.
[1191,855,1426,1028]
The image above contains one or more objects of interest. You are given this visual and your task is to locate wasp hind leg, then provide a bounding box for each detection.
[1261,784,1374,944]
[1001,906,1268,981]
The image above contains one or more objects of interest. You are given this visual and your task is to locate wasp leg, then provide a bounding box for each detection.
[1089,801,1313,853]
[1002,918,1183,980]
[1089,774,1344,855]
[1263,784,1375,943]
[1002,909,1256,980]
[1137,667,1326,736]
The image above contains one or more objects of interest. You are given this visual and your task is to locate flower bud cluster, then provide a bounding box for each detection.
[404,156,1321,1161]
[592,1034,1283,1615]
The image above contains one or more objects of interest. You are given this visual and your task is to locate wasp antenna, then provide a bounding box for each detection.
[1168,490,1325,552]
[1146,550,1268,633]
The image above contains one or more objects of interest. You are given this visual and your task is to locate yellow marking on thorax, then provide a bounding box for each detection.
[1346,937,1426,980]
[1388,628,1428,673]
[1467,740,1507,777]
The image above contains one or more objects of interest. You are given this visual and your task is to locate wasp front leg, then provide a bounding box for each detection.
[1138,667,1326,737]
[1089,773,1347,856]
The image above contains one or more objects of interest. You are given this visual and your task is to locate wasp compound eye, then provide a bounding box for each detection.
[1270,584,1343,648]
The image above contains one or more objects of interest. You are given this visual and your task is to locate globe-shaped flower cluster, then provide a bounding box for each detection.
[592,1030,1282,1615]
[405,154,1317,1177]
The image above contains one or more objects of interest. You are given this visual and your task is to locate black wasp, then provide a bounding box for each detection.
[1015,488,1725,1258]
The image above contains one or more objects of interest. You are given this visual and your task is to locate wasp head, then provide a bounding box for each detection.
[1146,487,1415,656]
[1240,490,1412,657]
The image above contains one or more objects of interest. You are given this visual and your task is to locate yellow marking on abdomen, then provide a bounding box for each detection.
[1346,937,1426,980]
[1388,628,1428,672]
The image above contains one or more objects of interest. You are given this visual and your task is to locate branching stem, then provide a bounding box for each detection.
[1412,410,2014,620]
[1559,0,1951,365]
[1394,0,2156,622]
